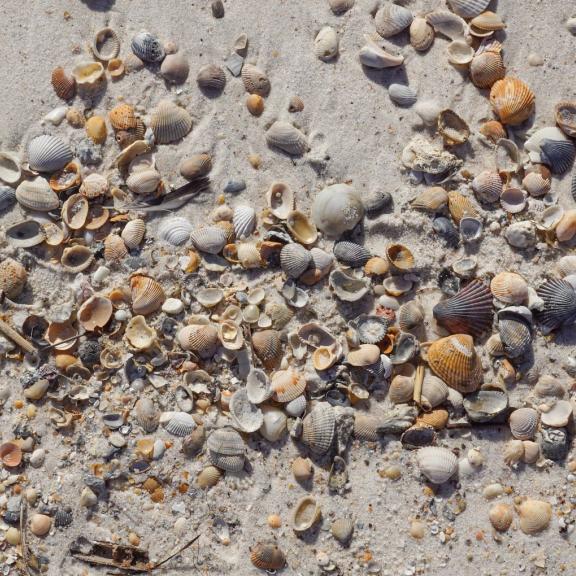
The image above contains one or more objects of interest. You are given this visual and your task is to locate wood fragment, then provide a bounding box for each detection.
[413,363,424,405]
[0,318,37,354]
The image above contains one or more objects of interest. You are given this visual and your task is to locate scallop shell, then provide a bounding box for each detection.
[509,407,539,440]
[447,40,474,65]
[359,37,404,68]
[207,426,246,472]
[498,307,532,358]
[388,84,417,107]
[491,272,528,305]
[334,241,371,267]
[271,368,306,402]
[92,27,120,61]
[292,496,321,532]
[233,205,256,239]
[280,243,312,278]
[479,120,507,143]
[130,275,165,316]
[61,245,94,272]
[61,194,88,230]
[555,100,576,138]
[447,0,490,18]
[78,295,113,331]
[121,219,146,249]
[421,376,450,411]
[472,171,502,204]
[71,61,105,86]
[374,3,413,38]
[302,403,335,455]
[157,217,192,246]
[489,503,513,532]
[252,329,282,369]
[523,171,550,198]
[150,100,192,144]
[286,210,318,245]
[426,10,467,40]
[177,324,219,357]
[15,178,59,211]
[0,258,27,299]
[266,121,308,156]
[196,466,222,488]
[266,182,294,219]
[134,398,159,432]
[329,269,370,302]
[190,226,228,254]
[536,279,576,334]
[331,518,354,544]
[196,64,226,92]
[540,138,576,175]
[160,411,197,436]
[250,543,286,571]
[51,67,76,100]
[27,135,73,173]
[229,389,263,433]
[314,26,339,61]
[416,446,458,484]
[125,315,157,349]
[433,280,493,337]
[131,31,165,63]
[426,334,483,393]
[517,499,552,534]
[410,16,434,51]
[438,109,470,146]
[104,234,128,263]
[490,77,535,125]
[241,64,270,96]
[470,43,505,88]
[447,191,480,224]
[180,154,212,180]
[411,187,448,211]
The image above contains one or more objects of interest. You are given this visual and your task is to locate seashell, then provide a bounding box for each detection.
[364,256,389,276]
[196,64,226,92]
[121,219,146,249]
[383,275,413,297]
[447,40,474,66]
[160,52,189,84]
[417,409,449,430]
[489,503,513,532]
[447,0,490,18]
[0,185,16,211]
[0,153,20,188]
[420,376,450,411]
[246,369,272,404]
[190,226,227,254]
[0,257,27,299]
[207,426,246,472]
[252,329,282,369]
[509,407,539,440]
[177,324,219,357]
[78,295,113,331]
[459,216,483,242]
[522,171,550,198]
[498,307,532,358]
[470,41,505,88]
[92,27,120,61]
[286,210,318,245]
[104,234,128,263]
[302,402,335,455]
[433,280,493,337]
[555,100,576,138]
[386,243,414,271]
[0,442,22,468]
[131,31,165,62]
[556,210,576,243]
[218,320,244,350]
[266,121,308,156]
[410,16,434,51]
[288,95,305,113]
[557,255,576,278]
[314,26,339,61]
[179,154,212,181]
[479,120,507,143]
[130,275,165,316]
[426,10,467,40]
[149,100,192,144]
[426,334,483,393]
[397,302,424,332]
[540,400,573,428]
[347,343,380,367]
[374,3,413,38]
[49,161,81,193]
[402,424,437,449]
[452,257,477,279]
[517,499,552,534]
[233,205,256,239]
[280,243,312,278]
[85,116,107,144]
[134,398,159,432]
[15,178,59,211]
[491,272,528,305]
[196,287,223,309]
[292,456,313,483]
[536,279,576,334]
[6,220,46,249]
[329,269,370,302]
[61,245,93,272]
[229,389,263,433]
[108,103,138,131]
[72,61,105,86]
[490,77,535,125]
[61,193,88,230]
[250,543,286,571]
[540,138,576,175]
[438,110,470,146]
[285,394,307,417]
[125,315,157,349]
[416,446,458,484]
[447,191,479,224]
[292,496,321,533]
[27,135,73,173]
[271,368,306,402]
[298,323,337,349]
[312,184,364,237]
[352,315,389,344]
[388,84,417,107]
[463,390,508,422]
[359,36,404,68]
[411,186,448,211]
[534,375,566,399]
[79,173,108,199]
[45,320,77,351]
[331,518,354,545]
[472,171,502,204]
[266,182,294,219]
[470,11,506,33]
[107,58,125,78]
[51,67,76,100]
[241,64,270,96]
[160,411,197,436]
[390,332,418,365]
[157,216,192,246]
[245,93,264,117]
[334,241,371,267]
[389,375,414,404]
[196,466,222,488]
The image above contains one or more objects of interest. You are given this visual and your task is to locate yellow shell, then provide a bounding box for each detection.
[246,94,265,116]
[364,256,389,276]
[108,103,138,130]
[417,409,449,430]
[85,116,107,144]
[447,191,480,224]
[130,275,165,315]
[0,257,27,299]
[286,210,318,245]
[490,77,535,125]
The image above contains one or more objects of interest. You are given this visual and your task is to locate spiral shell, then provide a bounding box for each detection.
[490,272,528,305]
[150,100,192,144]
[416,446,458,484]
[177,324,219,357]
[536,279,576,334]
[207,426,246,472]
[27,135,73,173]
[375,2,413,38]
[121,219,146,249]
[190,226,227,254]
[302,402,335,455]
[131,31,164,63]
[196,64,226,92]
[490,77,535,125]
[241,64,270,96]
[16,178,59,211]
[266,121,308,156]
[252,330,282,370]
[130,275,165,316]
[489,503,513,532]
[410,17,434,51]
[517,499,552,534]
[314,26,339,61]
[250,543,286,571]
[134,398,159,432]
[0,258,27,299]
[509,407,539,440]
[51,67,76,100]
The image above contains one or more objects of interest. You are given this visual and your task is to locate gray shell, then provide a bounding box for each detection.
[540,139,576,175]
[498,307,533,358]
[158,217,192,246]
[333,241,371,267]
[131,31,165,63]
[302,402,335,455]
[233,205,256,239]
[388,84,417,107]
[6,220,45,247]
[190,226,228,254]
[280,243,312,278]
[311,184,364,237]
[0,185,16,211]
[229,389,264,433]
[329,269,370,302]
[266,122,308,156]
[134,397,159,432]
[463,390,509,422]
[241,64,271,96]
[28,135,73,173]
[536,279,576,334]
[375,3,413,37]
[197,64,226,92]
[447,0,491,18]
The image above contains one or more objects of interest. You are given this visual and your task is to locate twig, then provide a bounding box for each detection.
[413,363,424,406]
[150,533,202,571]
[0,318,37,354]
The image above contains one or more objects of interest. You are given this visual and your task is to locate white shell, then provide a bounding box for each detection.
[314,26,339,61]
[16,178,59,211]
[190,226,228,254]
[149,100,192,144]
[285,395,307,417]
[0,152,21,184]
[280,243,312,278]
[359,37,404,68]
[27,135,73,173]
[233,205,257,239]
[229,389,264,433]
[388,84,417,107]
[259,406,288,442]
[158,217,192,246]
[266,122,308,156]
[447,40,475,65]
[311,183,364,237]
[426,11,467,40]
[447,0,491,19]
[509,407,539,440]
[416,446,458,484]
[375,3,413,38]
[127,169,161,194]
[160,411,197,436]
[540,400,573,428]
[121,219,146,249]
[266,182,294,219]
[246,369,273,404]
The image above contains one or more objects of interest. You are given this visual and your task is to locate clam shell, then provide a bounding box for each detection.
[410,16,434,51]
[190,226,228,254]
[438,109,470,146]
[150,100,192,144]
[241,64,270,96]
[386,243,414,271]
[51,67,76,100]
[491,272,528,305]
[16,178,59,211]
[489,503,513,532]
[292,456,313,482]
[60,245,93,272]
[359,37,404,68]
[471,11,506,32]
[540,138,576,175]
[218,320,244,350]
[388,84,417,107]
[292,496,321,532]
[375,3,413,38]
[160,411,197,436]
[250,543,286,571]
[459,216,483,241]
[354,414,380,441]
[472,171,502,204]
[207,426,245,471]
[447,191,480,224]
[433,280,493,337]
[196,64,226,92]
[93,27,120,61]
[0,258,27,299]
[426,334,483,393]
[334,241,371,267]
[78,295,113,331]
[328,0,354,13]
[426,10,467,40]
[556,209,576,243]
[45,320,77,351]
[312,184,364,237]
[131,31,165,63]
[302,402,335,455]
[314,26,339,61]
[479,119,507,142]
[523,171,550,198]
[331,518,354,544]
[49,161,81,193]
[252,329,282,369]
[421,376,450,411]
[463,390,508,422]
[233,205,256,239]
[497,307,532,358]
[196,465,222,488]
[134,398,159,432]
[416,446,458,484]
[104,234,128,263]
[286,210,317,245]
[490,77,535,125]
[121,219,146,249]
[288,95,305,112]
[180,154,212,180]
[447,0,490,18]
[61,194,89,230]
[229,389,263,433]
[447,40,474,65]
[555,100,576,138]
[347,343,380,367]
[80,173,108,199]
[130,275,165,316]
[246,368,273,404]
[540,400,573,428]
[177,324,219,357]
[160,52,190,84]
[72,61,105,86]
[298,323,337,348]
[196,287,223,308]
[470,42,505,88]
[509,407,539,440]
[0,442,22,468]
[27,135,73,173]
[280,243,312,278]
[266,121,308,156]
[158,216,192,246]
[411,187,448,211]
[329,269,370,302]
[285,394,307,417]
[0,152,21,185]
[484,333,504,356]
[389,375,414,404]
[271,368,306,402]
[125,315,157,349]
[517,499,552,534]
[266,182,294,219]
[536,279,576,334]
[127,169,161,194]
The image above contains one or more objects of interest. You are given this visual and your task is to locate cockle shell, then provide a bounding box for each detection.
[555,100,576,138]
[150,100,192,144]
[421,376,450,411]
[438,110,470,146]
[45,320,77,351]
[160,52,190,84]
[292,496,321,533]
[374,3,413,38]
[157,217,192,246]
[252,329,282,369]
[490,77,535,125]
[233,205,256,239]
[426,10,467,40]
[426,334,483,393]
[509,407,539,440]
[197,64,226,92]
[280,243,312,278]
[27,135,73,173]
[125,315,157,349]
[130,275,165,315]
[447,0,490,18]
[536,279,576,334]
[190,226,227,254]
[388,84,417,107]
[389,375,414,404]
[540,138,576,175]
[470,11,506,34]
[241,64,270,96]
[131,31,165,63]
[250,543,286,571]
[61,245,93,272]
[497,307,532,358]
[177,324,219,357]
[266,182,294,219]
[229,389,263,433]
[134,398,159,432]
[92,27,120,61]
[271,368,306,402]
[397,301,424,332]
[61,194,88,230]
[207,426,246,472]
[0,258,26,298]
[72,61,105,86]
[359,37,404,68]
[517,499,552,534]
[523,171,550,198]
[329,269,370,302]
[78,295,113,331]
[470,41,505,88]
[411,187,448,211]
[121,219,146,249]
[51,67,76,100]
[347,343,380,367]
[463,390,508,422]
[180,154,212,180]
[331,517,354,544]
[479,120,506,143]
[108,103,138,131]
[302,402,335,455]
[410,17,434,51]
[78,173,107,199]
[314,26,339,61]
[288,95,305,112]
[160,411,197,436]
[472,171,502,204]
[104,234,128,262]
[312,184,364,237]
[384,277,413,298]
[196,465,222,488]
[416,446,458,484]
[489,503,513,532]
[266,122,308,156]
[334,241,371,267]
[491,272,528,305]
[447,191,480,224]
[16,178,59,211]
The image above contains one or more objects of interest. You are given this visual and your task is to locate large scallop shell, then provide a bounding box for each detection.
[16,178,59,211]
[130,275,165,316]
[233,205,256,239]
[250,543,286,571]
[241,64,271,97]
[51,67,76,100]
[266,122,308,156]
[121,219,146,249]
[490,77,535,125]
[490,272,528,305]
[410,16,434,51]
[252,330,282,369]
[196,64,226,93]
[266,182,294,219]
[60,245,93,272]
[207,426,246,472]
[416,446,458,484]
[426,334,482,393]
[314,26,339,61]
[302,402,335,455]
[509,407,539,440]
[497,307,532,358]
[433,280,493,337]
[149,100,192,144]
[292,496,321,532]
[131,31,165,63]
[374,3,413,38]
[536,279,576,334]
[190,226,228,254]
[470,41,505,88]
[280,243,312,278]
[27,135,73,173]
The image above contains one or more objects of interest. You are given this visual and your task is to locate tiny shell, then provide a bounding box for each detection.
[93,27,120,61]
[150,100,192,144]
[130,275,165,315]
[51,67,76,100]
[27,135,73,173]
[517,499,552,534]
[30,514,52,537]
[241,64,270,97]
[266,122,308,156]
[410,17,434,51]
[555,100,576,138]
[121,219,146,248]
[314,26,339,61]
[72,61,105,86]
[288,95,305,112]
[375,3,413,38]
[196,64,226,92]
[489,503,513,532]
[416,446,458,484]
[250,542,286,571]
[490,77,535,125]
[16,178,59,211]
[131,31,165,63]
[292,496,321,532]
[0,442,22,468]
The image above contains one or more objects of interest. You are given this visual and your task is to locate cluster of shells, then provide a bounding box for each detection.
[0,0,575,572]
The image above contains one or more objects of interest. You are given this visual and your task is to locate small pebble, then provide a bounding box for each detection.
[29,448,46,468]
[79,486,98,507]
[211,0,224,18]
[528,53,544,66]
[162,298,185,315]
[5,527,21,545]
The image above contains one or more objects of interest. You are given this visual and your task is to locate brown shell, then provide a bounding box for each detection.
[437,109,470,146]
[241,64,271,97]
[489,503,513,532]
[250,542,286,571]
[61,193,89,230]
[448,191,480,224]
[108,103,138,130]
[0,442,22,468]
[479,120,507,143]
[252,329,282,369]
[411,187,448,211]
[0,258,27,299]
[555,100,576,138]
[246,94,265,116]
[386,244,414,271]
[51,67,76,100]
[130,275,165,315]
[49,162,81,193]
[417,409,449,430]
[177,324,219,358]
[104,234,128,263]
[470,50,505,89]
[490,77,535,125]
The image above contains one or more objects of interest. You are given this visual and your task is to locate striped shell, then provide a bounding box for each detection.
[388,84,417,107]
[266,122,308,156]
[134,398,159,432]
[353,414,380,441]
[150,100,192,144]
[328,0,354,14]
[411,187,448,211]
[190,226,227,254]
[410,17,434,51]
[108,103,138,130]
[540,138,576,175]
[104,234,128,262]
[314,26,339,61]
[426,334,483,393]
[27,135,73,173]
[196,466,222,488]
[447,0,490,18]
[331,518,354,544]
[302,402,335,455]
[433,280,493,337]
[447,191,480,224]
[490,272,528,305]
[490,77,535,125]
[127,169,161,195]
[292,496,321,532]
[130,275,165,315]
[479,120,507,143]
[472,171,502,203]
[160,411,197,436]
[470,42,505,88]
[280,243,312,278]
[509,407,539,440]
[51,67,76,100]
[522,171,550,197]
[131,31,165,63]
[517,499,552,534]
[416,446,458,484]
[60,245,93,272]
[489,503,513,532]
[177,324,219,357]
[16,178,59,211]
[0,183,18,211]
[250,543,286,571]
[271,369,306,402]
[62,194,88,229]
[241,64,270,96]
[233,205,256,239]
[252,330,282,369]
[334,241,371,267]
[285,394,307,417]
[196,64,226,92]
[93,27,120,61]
[498,307,532,358]
[180,154,212,180]
[536,279,576,334]
[555,100,576,138]
[121,219,146,249]
[158,217,192,246]
[375,3,413,38]
[0,258,27,299]
[207,426,246,472]
[288,95,305,112]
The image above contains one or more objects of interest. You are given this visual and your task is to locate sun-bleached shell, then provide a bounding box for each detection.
[125,315,157,349]
[160,411,197,436]
[266,182,294,219]
[517,499,552,534]
[93,27,120,61]
[197,64,226,92]
[229,389,263,433]
[472,170,502,203]
[271,368,306,402]
[359,37,404,68]
[131,31,165,63]
[426,10,467,40]
[388,84,417,107]
[312,184,364,237]
[180,154,212,180]
[60,245,93,272]
[490,77,535,125]
[447,40,474,65]
[241,64,271,96]
[121,219,146,249]
[509,407,539,440]
[302,402,335,455]
[233,205,256,239]
[16,178,59,211]
[314,26,339,61]
[266,121,308,156]
[410,16,434,51]
[160,52,190,84]
[416,446,458,484]
[130,275,165,316]
[375,3,413,38]
[157,217,192,246]
[27,135,73,173]
[540,400,573,428]
[149,100,192,144]
[489,503,513,532]
[190,226,227,254]
[329,269,370,302]
[207,426,246,471]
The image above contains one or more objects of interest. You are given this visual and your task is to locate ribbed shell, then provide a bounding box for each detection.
[158,217,192,246]
[536,279,576,334]
[271,368,306,402]
[134,398,159,432]
[126,169,161,195]
[331,518,354,544]
[447,191,480,224]
[509,407,539,440]
[490,77,535,125]
[375,3,413,38]
[207,427,245,471]
[93,27,120,61]
[150,100,192,144]
[190,226,227,254]
[121,219,146,249]
[416,446,458,484]
[426,334,483,393]
[555,100,576,138]
[130,275,165,315]
[489,503,513,532]
[302,403,335,455]
[470,49,505,89]
[131,31,165,63]
[266,122,308,156]
[388,84,417,107]
[389,375,414,404]
[196,64,226,92]
[28,135,73,173]
[177,324,219,357]
[353,414,380,441]
[0,185,16,211]
[314,26,339,61]
[518,500,552,534]
[410,17,434,51]
[433,280,493,337]
[447,0,491,18]
[250,543,286,570]
[490,272,528,305]
[523,171,550,197]
[0,258,27,299]
[180,154,212,180]
[333,241,371,267]
[479,120,507,143]
[353,314,389,344]
[398,301,424,331]
[472,171,502,203]
[540,138,576,175]
[498,308,532,358]
[421,376,449,410]
[252,330,282,369]
[160,411,197,436]
[280,243,312,278]
[233,205,256,239]
[241,64,271,96]
[104,234,128,262]
[426,10,467,40]
[108,103,138,130]
[411,187,448,211]
[196,466,222,488]
[51,67,76,100]
[16,178,59,211]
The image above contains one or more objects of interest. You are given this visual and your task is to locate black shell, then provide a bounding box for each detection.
[333,241,371,267]
[498,308,532,358]
[540,139,576,175]
[536,279,576,334]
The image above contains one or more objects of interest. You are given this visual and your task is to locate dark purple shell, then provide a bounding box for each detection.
[536,279,576,334]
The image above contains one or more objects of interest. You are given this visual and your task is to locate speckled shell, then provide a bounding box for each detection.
[410,17,434,51]
[190,226,228,254]
[250,543,286,570]
[416,446,458,484]
[498,307,532,358]
[470,43,505,88]
[314,26,339,61]
[150,100,192,144]
[302,403,335,455]
[375,2,413,38]
[207,426,246,471]
[333,241,371,267]
[131,31,165,63]
[280,243,312,278]
[389,375,414,404]
[180,154,212,180]
[509,407,539,440]
[555,100,576,138]
[134,398,159,432]
[472,171,502,203]
[104,234,128,263]
[196,64,226,92]
[51,67,76,100]
[426,334,483,393]
[490,77,535,125]
[490,272,528,305]
[158,217,192,246]
[271,368,306,402]
[447,191,480,224]
[160,411,197,436]
[489,503,513,532]
[447,0,490,18]
[433,280,493,337]
[16,178,59,211]
[517,500,552,534]
[130,275,165,315]
[266,121,308,156]
[388,84,418,107]
[411,187,448,211]
[177,324,219,357]
[93,27,120,61]
[108,103,138,130]
[61,194,88,229]
[27,135,73,173]
[241,64,271,96]
[60,245,94,272]
[252,330,282,369]
[121,219,146,249]
[196,465,222,488]
[0,258,27,299]
[233,205,256,239]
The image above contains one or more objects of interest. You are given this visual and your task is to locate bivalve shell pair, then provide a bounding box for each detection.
[266,122,308,156]
[416,446,458,484]
[150,100,192,144]
[27,135,73,173]
[207,426,246,472]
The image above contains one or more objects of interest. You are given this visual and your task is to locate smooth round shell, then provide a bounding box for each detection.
[180,154,212,181]
[312,184,364,237]
[160,52,189,84]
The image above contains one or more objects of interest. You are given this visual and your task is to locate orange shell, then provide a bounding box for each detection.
[51,67,76,100]
[104,234,128,262]
[448,191,480,224]
[490,77,535,125]
[250,542,286,571]
[252,330,282,369]
[108,103,138,130]
[0,442,22,468]
[479,120,507,143]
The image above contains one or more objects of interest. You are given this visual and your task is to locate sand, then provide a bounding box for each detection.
[1,0,576,574]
